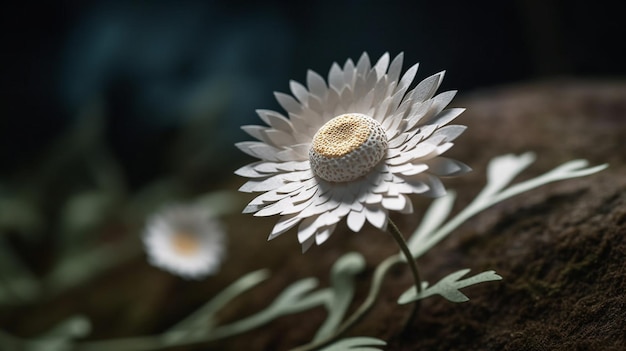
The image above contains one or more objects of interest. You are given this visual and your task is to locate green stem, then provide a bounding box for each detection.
[386,219,422,332]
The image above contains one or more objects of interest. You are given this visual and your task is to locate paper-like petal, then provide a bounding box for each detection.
[256,109,294,133]
[382,195,407,211]
[274,92,302,115]
[290,80,310,105]
[236,52,467,251]
[347,210,366,232]
[307,70,328,99]
[364,206,387,229]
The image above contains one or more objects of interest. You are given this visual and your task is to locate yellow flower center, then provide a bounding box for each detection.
[171,231,200,256]
[309,113,387,182]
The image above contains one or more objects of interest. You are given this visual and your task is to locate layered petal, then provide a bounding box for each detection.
[236,52,468,251]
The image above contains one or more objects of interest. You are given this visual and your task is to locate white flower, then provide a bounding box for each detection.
[236,52,470,252]
[143,204,226,279]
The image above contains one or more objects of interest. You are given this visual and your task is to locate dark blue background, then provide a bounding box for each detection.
[1,0,624,186]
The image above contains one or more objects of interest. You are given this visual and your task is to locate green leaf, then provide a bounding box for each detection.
[398,269,502,304]
[167,269,270,336]
[314,252,366,341]
[408,191,456,255]
[319,337,387,351]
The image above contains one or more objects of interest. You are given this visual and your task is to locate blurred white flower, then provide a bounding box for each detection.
[236,52,469,252]
[143,204,226,279]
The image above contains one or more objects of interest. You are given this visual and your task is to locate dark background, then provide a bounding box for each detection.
[1,0,624,186]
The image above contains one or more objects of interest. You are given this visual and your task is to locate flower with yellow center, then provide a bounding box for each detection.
[236,52,470,252]
[142,204,226,279]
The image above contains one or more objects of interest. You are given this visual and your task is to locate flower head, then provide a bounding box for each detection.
[236,52,470,252]
[143,204,226,279]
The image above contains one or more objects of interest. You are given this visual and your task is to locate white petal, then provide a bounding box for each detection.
[364,206,388,229]
[427,90,457,118]
[399,196,413,214]
[235,162,267,178]
[249,190,286,205]
[331,202,352,218]
[404,99,434,130]
[298,216,322,244]
[275,161,310,172]
[275,181,306,194]
[269,214,301,240]
[400,163,429,176]
[371,180,390,194]
[387,52,404,84]
[422,174,446,197]
[428,108,465,127]
[241,125,271,144]
[426,157,472,176]
[307,69,328,99]
[404,179,430,194]
[396,63,419,95]
[281,199,314,215]
[253,162,281,173]
[382,195,406,211]
[364,193,383,204]
[238,174,285,192]
[319,211,341,226]
[386,143,437,165]
[243,204,264,214]
[343,58,356,88]
[356,52,371,77]
[278,160,310,171]
[347,210,366,232]
[256,109,294,133]
[315,225,336,245]
[301,235,316,253]
[411,71,445,102]
[289,144,312,159]
[387,163,416,174]
[373,52,390,79]
[235,142,282,161]
[290,80,310,105]
[274,92,302,114]
[254,197,295,217]
[387,181,415,196]
[282,169,314,182]
[289,182,318,203]
[328,62,344,92]
[265,129,295,146]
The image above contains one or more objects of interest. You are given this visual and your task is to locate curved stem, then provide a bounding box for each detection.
[386,219,422,332]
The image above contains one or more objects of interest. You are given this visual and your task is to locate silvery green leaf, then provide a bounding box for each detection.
[44,237,140,296]
[59,191,118,248]
[407,190,456,255]
[0,316,91,351]
[319,337,386,351]
[0,197,42,237]
[398,269,502,304]
[0,238,40,305]
[492,159,608,204]
[40,315,91,339]
[410,155,608,258]
[199,278,326,342]
[166,269,270,338]
[314,252,366,341]
[477,152,536,201]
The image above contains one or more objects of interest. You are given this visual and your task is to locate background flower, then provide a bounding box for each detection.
[237,52,470,251]
[143,204,226,279]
